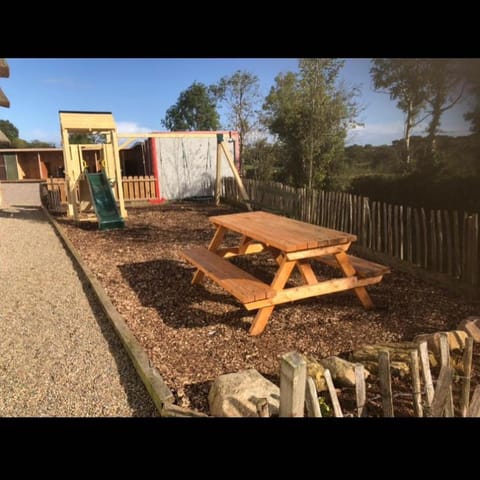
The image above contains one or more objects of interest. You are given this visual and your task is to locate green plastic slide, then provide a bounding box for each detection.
[85,171,124,230]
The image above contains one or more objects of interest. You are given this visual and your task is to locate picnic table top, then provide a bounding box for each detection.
[209,211,357,253]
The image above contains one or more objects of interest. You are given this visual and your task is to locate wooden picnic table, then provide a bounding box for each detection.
[181,211,390,336]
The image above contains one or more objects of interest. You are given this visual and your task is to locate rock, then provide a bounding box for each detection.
[414,330,468,358]
[351,342,437,377]
[319,356,369,387]
[458,316,480,343]
[303,356,327,392]
[208,369,280,417]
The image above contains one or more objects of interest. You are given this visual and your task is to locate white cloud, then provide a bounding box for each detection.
[116,121,152,134]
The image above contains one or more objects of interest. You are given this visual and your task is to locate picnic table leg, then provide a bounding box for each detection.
[296,260,318,285]
[334,251,375,309]
[192,226,227,285]
[249,257,296,336]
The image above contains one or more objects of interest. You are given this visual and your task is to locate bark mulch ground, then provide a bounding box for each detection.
[58,202,480,416]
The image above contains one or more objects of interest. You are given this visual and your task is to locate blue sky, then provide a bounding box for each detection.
[0,58,473,147]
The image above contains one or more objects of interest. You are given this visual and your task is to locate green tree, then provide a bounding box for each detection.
[212,70,261,166]
[371,59,429,169]
[162,82,220,131]
[457,59,480,134]
[242,138,280,181]
[0,119,19,143]
[69,133,105,144]
[28,139,56,148]
[263,59,360,189]
[422,59,464,170]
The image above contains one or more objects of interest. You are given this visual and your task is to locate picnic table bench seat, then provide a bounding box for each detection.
[181,246,276,304]
[317,254,390,278]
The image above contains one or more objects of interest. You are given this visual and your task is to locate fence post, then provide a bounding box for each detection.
[378,350,394,417]
[279,352,307,417]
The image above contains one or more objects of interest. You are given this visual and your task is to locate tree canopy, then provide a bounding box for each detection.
[162,82,220,131]
[263,59,360,189]
[212,70,261,163]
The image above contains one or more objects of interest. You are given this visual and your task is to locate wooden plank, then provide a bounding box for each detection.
[318,253,391,278]
[467,385,480,417]
[399,205,404,261]
[452,211,461,278]
[348,193,353,235]
[462,213,469,282]
[378,350,394,417]
[436,210,443,273]
[215,139,222,205]
[377,201,383,252]
[285,243,350,261]
[324,369,343,418]
[443,210,453,276]
[439,332,454,417]
[409,349,423,417]
[418,341,435,408]
[430,366,454,417]
[210,211,356,253]
[387,204,394,256]
[413,208,421,266]
[192,225,226,284]
[471,214,479,285]
[279,352,307,417]
[430,210,438,272]
[370,201,376,249]
[216,242,266,258]
[393,205,399,258]
[181,246,276,304]
[305,377,322,417]
[460,336,474,417]
[362,197,369,248]
[245,274,384,310]
[355,363,367,417]
[420,208,428,269]
[406,206,413,263]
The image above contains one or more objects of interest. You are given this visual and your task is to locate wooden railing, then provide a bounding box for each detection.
[45,175,157,203]
[223,178,480,292]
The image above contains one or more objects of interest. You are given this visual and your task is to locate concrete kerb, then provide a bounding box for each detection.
[42,207,207,417]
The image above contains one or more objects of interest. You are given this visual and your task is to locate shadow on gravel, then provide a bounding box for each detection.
[118,259,252,331]
[0,206,46,223]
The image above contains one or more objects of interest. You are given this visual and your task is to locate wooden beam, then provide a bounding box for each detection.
[245,274,384,310]
[192,226,226,285]
[219,140,251,211]
[215,137,222,206]
[216,242,267,258]
[285,243,350,261]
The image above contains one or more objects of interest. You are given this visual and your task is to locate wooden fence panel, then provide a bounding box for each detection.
[222,179,480,291]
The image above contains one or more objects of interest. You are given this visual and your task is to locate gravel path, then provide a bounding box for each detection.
[0,206,158,416]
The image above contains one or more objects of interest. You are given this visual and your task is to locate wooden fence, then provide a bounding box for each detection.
[45,175,157,204]
[223,178,480,291]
